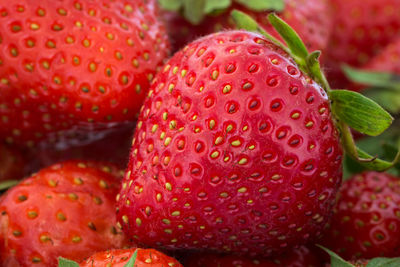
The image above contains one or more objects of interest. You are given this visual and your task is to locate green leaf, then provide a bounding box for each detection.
[317,245,355,267]
[230,10,288,53]
[58,257,80,267]
[182,0,206,24]
[0,180,19,191]
[235,0,285,12]
[267,13,309,68]
[158,0,183,11]
[363,88,400,114]
[123,249,138,267]
[204,0,232,14]
[343,65,400,89]
[330,90,393,136]
[367,258,400,267]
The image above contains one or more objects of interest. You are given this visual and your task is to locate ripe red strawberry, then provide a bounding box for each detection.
[185,246,321,267]
[78,248,183,267]
[162,0,332,53]
[322,171,400,260]
[0,0,169,146]
[361,37,400,75]
[0,160,129,267]
[0,143,25,181]
[116,30,343,257]
[324,0,400,88]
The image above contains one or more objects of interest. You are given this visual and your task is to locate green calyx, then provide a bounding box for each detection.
[158,0,284,25]
[318,245,400,267]
[231,10,400,172]
[0,180,19,191]
[344,65,400,114]
[57,250,138,267]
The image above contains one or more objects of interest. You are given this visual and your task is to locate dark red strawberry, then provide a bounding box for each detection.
[0,160,129,267]
[324,0,400,88]
[322,171,400,260]
[116,30,343,257]
[0,0,169,146]
[161,0,332,53]
[0,143,25,181]
[77,248,183,267]
[185,246,321,267]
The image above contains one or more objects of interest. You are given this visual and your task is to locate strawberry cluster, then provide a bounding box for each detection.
[0,0,400,267]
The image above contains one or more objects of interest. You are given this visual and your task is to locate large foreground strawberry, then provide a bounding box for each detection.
[161,0,332,53]
[0,0,169,146]
[116,28,343,256]
[322,172,400,260]
[324,0,400,88]
[0,161,128,266]
[116,11,397,258]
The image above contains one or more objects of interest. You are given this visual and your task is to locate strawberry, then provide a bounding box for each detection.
[322,171,400,260]
[0,160,129,266]
[116,30,343,257]
[0,0,169,146]
[77,247,183,267]
[0,143,25,181]
[161,0,332,53]
[184,246,321,267]
[324,0,400,88]
[360,37,400,76]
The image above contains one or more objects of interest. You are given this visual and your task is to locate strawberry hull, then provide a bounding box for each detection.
[117,31,343,257]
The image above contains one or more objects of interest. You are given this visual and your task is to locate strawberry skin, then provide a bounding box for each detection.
[185,246,321,267]
[0,0,169,146]
[324,0,400,88]
[323,172,400,260]
[117,31,343,256]
[79,248,183,267]
[0,160,129,267]
[362,37,400,75]
[163,0,332,53]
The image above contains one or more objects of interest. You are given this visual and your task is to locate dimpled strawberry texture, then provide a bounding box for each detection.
[0,161,129,267]
[323,172,400,260]
[117,31,343,257]
[79,248,183,267]
[324,0,400,88]
[163,0,332,53]
[0,0,169,146]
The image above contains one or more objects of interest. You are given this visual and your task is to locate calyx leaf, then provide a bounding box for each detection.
[58,257,80,267]
[158,0,183,11]
[158,0,284,25]
[343,65,400,89]
[235,0,285,12]
[366,257,400,267]
[124,249,138,267]
[343,65,400,114]
[267,13,309,69]
[317,245,355,267]
[0,180,19,191]
[330,90,393,136]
